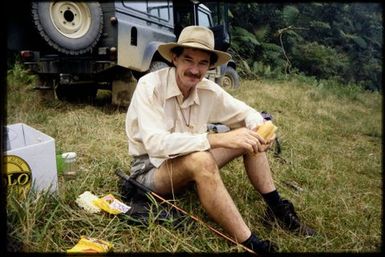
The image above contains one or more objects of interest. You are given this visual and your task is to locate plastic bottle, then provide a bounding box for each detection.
[62,152,77,179]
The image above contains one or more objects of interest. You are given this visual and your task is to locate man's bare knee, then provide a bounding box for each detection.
[186,151,218,177]
[244,151,268,160]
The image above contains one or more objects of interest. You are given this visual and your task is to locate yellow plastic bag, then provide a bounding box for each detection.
[67,236,113,253]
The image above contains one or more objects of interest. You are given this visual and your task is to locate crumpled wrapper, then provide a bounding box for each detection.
[67,236,113,253]
[76,191,131,215]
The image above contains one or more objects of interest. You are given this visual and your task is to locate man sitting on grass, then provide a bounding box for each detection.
[125,25,315,253]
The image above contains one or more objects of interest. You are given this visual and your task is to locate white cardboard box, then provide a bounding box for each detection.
[4,123,58,193]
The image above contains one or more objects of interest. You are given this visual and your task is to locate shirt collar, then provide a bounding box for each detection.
[165,67,181,99]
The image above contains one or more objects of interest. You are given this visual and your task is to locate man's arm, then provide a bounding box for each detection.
[207,127,271,154]
[207,82,264,130]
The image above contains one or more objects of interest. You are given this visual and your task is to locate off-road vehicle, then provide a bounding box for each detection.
[7,0,240,105]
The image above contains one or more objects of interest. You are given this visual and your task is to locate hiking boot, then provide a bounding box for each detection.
[263,199,316,236]
[242,233,278,254]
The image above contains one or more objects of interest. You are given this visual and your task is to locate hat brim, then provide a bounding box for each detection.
[158,42,231,68]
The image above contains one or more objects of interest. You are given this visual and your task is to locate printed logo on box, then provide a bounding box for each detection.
[3,155,32,193]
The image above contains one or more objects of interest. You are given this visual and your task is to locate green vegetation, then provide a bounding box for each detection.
[221,3,383,91]
[5,65,382,253]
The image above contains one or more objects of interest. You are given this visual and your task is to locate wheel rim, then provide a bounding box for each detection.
[49,1,91,39]
[222,75,233,88]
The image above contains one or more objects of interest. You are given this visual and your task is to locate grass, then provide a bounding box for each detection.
[4,65,382,253]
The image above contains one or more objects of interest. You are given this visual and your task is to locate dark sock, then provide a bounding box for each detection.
[242,233,257,246]
[242,233,276,253]
[262,190,281,209]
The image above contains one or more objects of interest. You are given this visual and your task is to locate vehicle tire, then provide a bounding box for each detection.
[32,1,103,55]
[219,66,240,89]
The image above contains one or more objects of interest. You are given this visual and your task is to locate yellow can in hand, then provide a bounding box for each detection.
[256,121,278,141]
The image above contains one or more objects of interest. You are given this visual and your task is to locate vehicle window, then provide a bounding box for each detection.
[125,1,147,13]
[204,2,223,25]
[148,1,170,20]
[198,9,211,27]
[123,1,171,22]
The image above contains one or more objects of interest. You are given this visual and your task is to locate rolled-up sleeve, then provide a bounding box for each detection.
[208,86,264,130]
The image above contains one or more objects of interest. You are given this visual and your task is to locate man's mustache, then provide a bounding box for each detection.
[184,72,201,79]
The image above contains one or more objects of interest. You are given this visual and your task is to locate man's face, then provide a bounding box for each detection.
[172,47,211,90]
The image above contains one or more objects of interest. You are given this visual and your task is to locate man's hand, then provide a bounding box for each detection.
[254,123,276,152]
[208,127,272,153]
[262,133,276,152]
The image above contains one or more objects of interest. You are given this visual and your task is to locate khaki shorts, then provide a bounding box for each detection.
[130,155,157,191]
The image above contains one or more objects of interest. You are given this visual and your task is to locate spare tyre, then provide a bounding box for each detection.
[219,66,240,89]
[32,1,103,55]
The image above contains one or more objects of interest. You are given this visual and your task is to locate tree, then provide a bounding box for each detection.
[227,2,383,90]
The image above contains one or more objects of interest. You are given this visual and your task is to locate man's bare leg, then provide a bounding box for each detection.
[152,151,251,242]
[210,148,276,194]
[243,152,276,194]
[209,147,315,239]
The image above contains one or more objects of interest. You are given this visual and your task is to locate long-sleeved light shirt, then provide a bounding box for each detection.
[125,67,264,168]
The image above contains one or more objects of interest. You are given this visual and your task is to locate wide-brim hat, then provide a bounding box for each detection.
[158,26,231,68]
